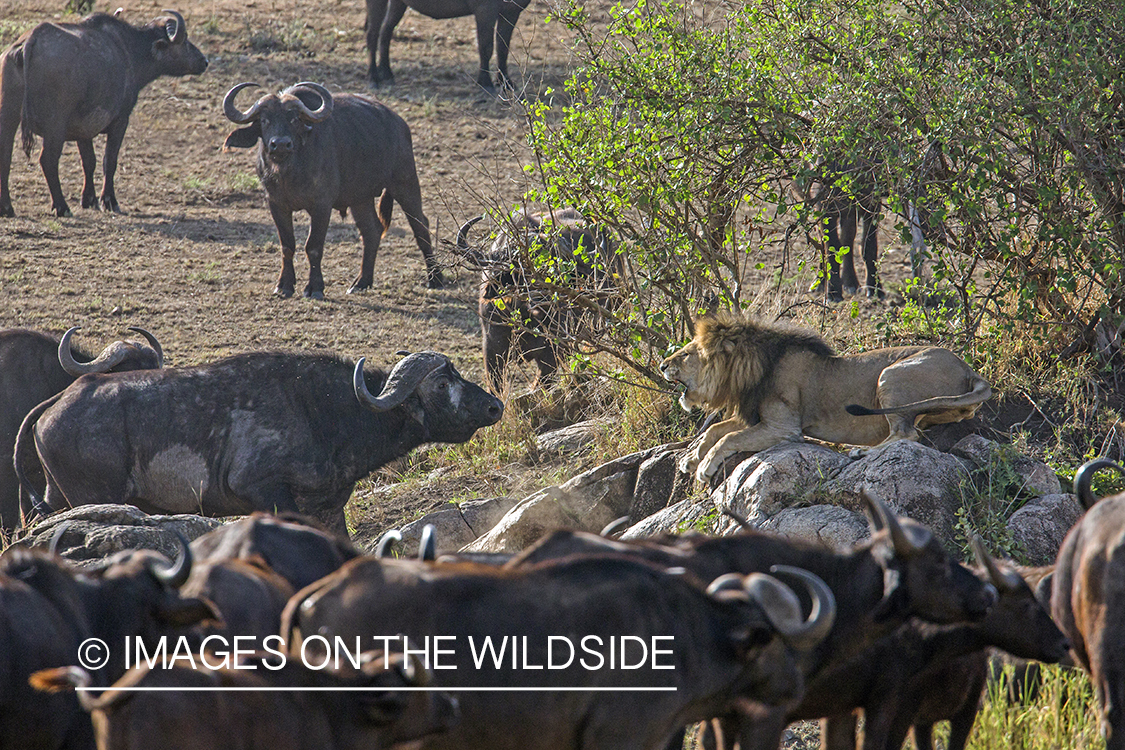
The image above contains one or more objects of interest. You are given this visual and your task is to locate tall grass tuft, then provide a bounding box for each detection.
[967,664,1101,749]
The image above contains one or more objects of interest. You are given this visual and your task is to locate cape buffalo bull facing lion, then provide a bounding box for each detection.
[222,81,443,297]
[15,351,503,535]
[661,312,991,481]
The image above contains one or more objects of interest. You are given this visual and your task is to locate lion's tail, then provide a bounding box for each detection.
[845,377,991,417]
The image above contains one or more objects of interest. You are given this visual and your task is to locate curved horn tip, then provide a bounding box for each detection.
[706,572,748,596]
[375,529,403,558]
[418,525,436,561]
[1073,458,1125,510]
[126,326,165,368]
[152,531,192,588]
[765,565,837,649]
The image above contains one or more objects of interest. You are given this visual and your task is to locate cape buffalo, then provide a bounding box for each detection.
[0,326,163,531]
[0,10,207,217]
[285,554,835,750]
[16,350,502,535]
[365,0,529,90]
[456,208,620,393]
[1052,457,1125,749]
[0,536,217,750]
[222,81,443,297]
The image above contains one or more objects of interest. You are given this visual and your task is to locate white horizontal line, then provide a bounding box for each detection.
[76,686,678,693]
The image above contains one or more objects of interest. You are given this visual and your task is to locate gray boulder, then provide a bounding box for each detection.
[758,505,871,550]
[392,497,517,556]
[22,504,222,567]
[1006,493,1084,565]
[621,499,719,538]
[951,436,1062,497]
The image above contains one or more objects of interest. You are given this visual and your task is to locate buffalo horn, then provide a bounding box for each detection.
[970,534,1023,593]
[763,565,837,650]
[375,529,402,558]
[149,531,192,588]
[706,573,748,597]
[599,516,630,538]
[47,521,73,556]
[861,489,931,558]
[285,82,334,123]
[59,327,129,376]
[127,326,165,368]
[161,9,186,44]
[456,215,485,253]
[418,524,436,561]
[223,82,265,124]
[354,352,448,413]
[1073,457,1124,510]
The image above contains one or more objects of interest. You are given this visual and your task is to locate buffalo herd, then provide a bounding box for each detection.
[0,4,1121,750]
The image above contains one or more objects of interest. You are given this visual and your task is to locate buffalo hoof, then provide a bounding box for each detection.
[370,69,395,87]
[0,203,13,218]
[81,195,98,209]
[273,285,294,299]
[426,271,446,290]
[52,205,72,218]
[304,290,325,301]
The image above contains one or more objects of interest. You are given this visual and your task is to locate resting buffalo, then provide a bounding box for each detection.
[0,537,217,750]
[223,81,442,297]
[1052,457,1125,749]
[0,10,207,217]
[456,208,620,393]
[32,648,458,750]
[365,0,529,90]
[0,326,163,531]
[16,350,502,535]
[285,553,834,750]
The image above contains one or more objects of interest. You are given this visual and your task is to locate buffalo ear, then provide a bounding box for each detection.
[224,123,262,151]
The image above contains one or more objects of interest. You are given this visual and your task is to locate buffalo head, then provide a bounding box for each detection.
[149,9,209,76]
[354,351,504,442]
[222,81,334,162]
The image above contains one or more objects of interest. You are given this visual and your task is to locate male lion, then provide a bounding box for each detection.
[660,312,991,481]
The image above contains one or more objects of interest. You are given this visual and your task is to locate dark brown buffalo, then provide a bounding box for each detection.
[15,351,502,535]
[0,10,207,217]
[510,494,998,750]
[0,326,163,531]
[1052,457,1125,748]
[816,537,1069,750]
[177,556,295,645]
[190,512,359,591]
[456,208,620,393]
[222,81,442,298]
[285,553,835,750]
[0,537,217,750]
[32,648,459,750]
[365,0,529,90]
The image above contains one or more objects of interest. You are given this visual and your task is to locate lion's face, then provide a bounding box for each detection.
[661,341,713,412]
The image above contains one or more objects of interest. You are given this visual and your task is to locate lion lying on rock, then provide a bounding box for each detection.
[660,312,991,481]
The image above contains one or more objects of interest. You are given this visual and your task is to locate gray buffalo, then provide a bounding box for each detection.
[223,81,443,297]
[16,350,502,535]
[0,10,207,217]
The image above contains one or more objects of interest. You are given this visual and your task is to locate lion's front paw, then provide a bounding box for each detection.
[696,447,726,483]
[677,450,700,476]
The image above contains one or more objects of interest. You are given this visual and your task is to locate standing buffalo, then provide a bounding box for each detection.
[16,350,502,535]
[222,81,443,297]
[456,208,620,393]
[365,0,529,90]
[0,10,208,217]
[1052,457,1125,749]
[0,326,163,531]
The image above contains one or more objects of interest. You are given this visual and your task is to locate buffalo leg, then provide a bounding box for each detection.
[269,201,298,297]
[494,0,528,90]
[38,136,70,217]
[821,713,858,750]
[77,139,97,209]
[388,172,443,288]
[0,60,21,217]
[483,316,513,395]
[472,4,501,90]
[858,198,883,298]
[373,0,408,85]
[100,115,128,213]
[303,207,332,300]
[349,199,382,293]
[1100,667,1125,750]
[822,214,844,302]
[837,202,860,295]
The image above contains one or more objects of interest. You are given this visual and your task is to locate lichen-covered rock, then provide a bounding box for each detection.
[709,443,852,524]
[390,497,518,556]
[621,499,719,539]
[1006,493,1084,565]
[758,505,870,550]
[22,504,222,567]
